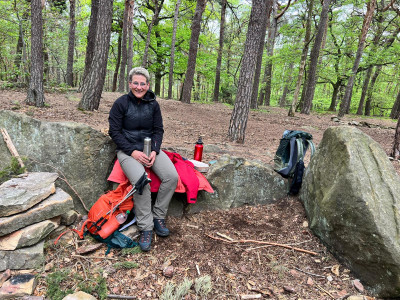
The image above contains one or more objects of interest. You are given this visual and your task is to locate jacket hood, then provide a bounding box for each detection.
[128,90,156,102]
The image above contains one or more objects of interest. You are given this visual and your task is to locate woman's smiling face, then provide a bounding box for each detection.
[129,75,149,99]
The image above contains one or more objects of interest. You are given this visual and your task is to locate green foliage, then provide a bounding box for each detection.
[160,278,193,300]
[46,268,108,300]
[0,157,26,185]
[194,275,212,296]
[113,261,139,269]
[121,246,142,256]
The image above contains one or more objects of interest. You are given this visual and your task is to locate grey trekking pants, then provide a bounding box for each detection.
[117,150,178,231]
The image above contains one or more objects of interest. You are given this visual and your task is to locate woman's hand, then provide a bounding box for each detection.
[131,150,156,167]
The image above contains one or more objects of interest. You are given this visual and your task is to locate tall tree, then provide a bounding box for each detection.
[78,0,113,111]
[391,96,400,159]
[26,0,45,107]
[126,0,135,91]
[118,0,130,92]
[338,0,376,117]
[181,0,207,103]
[212,0,227,102]
[66,0,76,86]
[288,0,314,117]
[228,0,268,143]
[301,0,331,114]
[250,0,271,109]
[78,0,99,92]
[364,65,381,116]
[167,0,182,99]
[142,0,164,68]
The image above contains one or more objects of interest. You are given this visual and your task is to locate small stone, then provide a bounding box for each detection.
[163,265,174,278]
[62,291,97,300]
[307,277,314,285]
[347,296,365,300]
[283,286,296,293]
[352,279,364,293]
[0,274,37,298]
[302,220,308,227]
[327,275,333,282]
[44,262,54,272]
[76,243,103,254]
[289,269,300,277]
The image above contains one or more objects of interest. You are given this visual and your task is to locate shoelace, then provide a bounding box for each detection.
[156,219,166,229]
[140,232,151,242]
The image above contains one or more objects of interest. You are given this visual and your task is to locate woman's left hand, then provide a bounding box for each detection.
[146,151,156,168]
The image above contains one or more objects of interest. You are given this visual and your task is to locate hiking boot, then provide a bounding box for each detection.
[138,230,153,251]
[153,219,170,237]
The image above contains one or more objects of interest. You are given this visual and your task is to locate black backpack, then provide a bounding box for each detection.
[273,130,315,195]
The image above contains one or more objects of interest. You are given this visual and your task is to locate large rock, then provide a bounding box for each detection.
[0,172,58,217]
[0,241,44,272]
[0,217,60,250]
[0,274,37,299]
[300,126,400,298]
[0,110,116,213]
[0,188,73,236]
[180,155,287,215]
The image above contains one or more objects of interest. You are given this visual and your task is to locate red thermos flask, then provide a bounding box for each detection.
[194,137,204,161]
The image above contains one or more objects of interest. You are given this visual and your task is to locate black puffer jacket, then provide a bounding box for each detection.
[108,90,164,155]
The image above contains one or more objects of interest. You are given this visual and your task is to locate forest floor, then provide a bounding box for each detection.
[1,89,398,299]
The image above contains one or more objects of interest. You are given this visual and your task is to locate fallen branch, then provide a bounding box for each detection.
[107,295,136,299]
[315,283,335,299]
[294,267,325,278]
[206,234,318,256]
[72,254,119,260]
[1,128,25,168]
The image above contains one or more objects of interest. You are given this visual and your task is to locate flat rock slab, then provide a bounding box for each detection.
[62,291,97,300]
[0,274,37,299]
[0,217,60,250]
[0,188,73,237]
[0,241,44,272]
[0,172,58,217]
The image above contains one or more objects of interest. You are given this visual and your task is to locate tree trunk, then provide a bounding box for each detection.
[26,0,45,107]
[181,0,207,103]
[213,0,227,102]
[391,106,400,159]
[300,0,331,115]
[78,0,99,92]
[228,0,268,143]
[250,0,271,109]
[364,65,381,116]
[66,0,76,86]
[258,0,278,107]
[78,0,113,111]
[338,0,376,117]
[126,0,135,91]
[167,0,181,99]
[118,0,130,92]
[279,62,294,107]
[356,66,373,115]
[288,0,313,117]
[112,33,122,92]
[390,89,400,120]
[142,0,162,68]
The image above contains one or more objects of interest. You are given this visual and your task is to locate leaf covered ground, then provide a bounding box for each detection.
[1,89,397,299]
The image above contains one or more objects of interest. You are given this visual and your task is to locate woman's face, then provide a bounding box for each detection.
[129,75,149,99]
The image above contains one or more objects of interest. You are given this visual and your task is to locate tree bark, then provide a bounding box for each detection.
[66,0,76,86]
[213,0,227,102]
[364,65,381,116]
[118,0,130,92]
[126,0,135,91]
[78,0,113,111]
[301,0,331,114]
[258,0,278,107]
[390,89,400,120]
[279,62,294,107]
[228,0,268,143]
[338,0,376,117]
[288,0,313,117]
[142,0,162,68]
[167,0,181,99]
[250,0,271,109]
[26,0,45,107]
[391,104,400,159]
[112,33,122,92]
[181,0,207,103]
[356,66,373,115]
[78,0,99,92]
